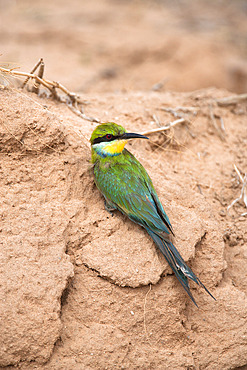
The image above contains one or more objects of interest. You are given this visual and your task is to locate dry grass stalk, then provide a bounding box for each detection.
[159,106,199,118]
[216,93,247,107]
[209,104,226,141]
[227,164,247,216]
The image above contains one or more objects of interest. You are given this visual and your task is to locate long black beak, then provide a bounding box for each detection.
[121,132,149,140]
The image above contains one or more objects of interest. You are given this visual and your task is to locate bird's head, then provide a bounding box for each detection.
[90,122,148,158]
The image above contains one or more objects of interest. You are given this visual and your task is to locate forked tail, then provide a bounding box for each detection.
[147,229,215,306]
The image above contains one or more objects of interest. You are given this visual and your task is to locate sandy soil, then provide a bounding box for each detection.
[1,1,247,369]
[1,0,247,94]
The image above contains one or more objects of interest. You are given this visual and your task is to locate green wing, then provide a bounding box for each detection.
[94,150,174,239]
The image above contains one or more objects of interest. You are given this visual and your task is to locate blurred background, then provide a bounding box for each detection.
[1,0,247,93]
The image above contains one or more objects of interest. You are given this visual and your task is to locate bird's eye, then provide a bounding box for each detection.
[106,134,113,140]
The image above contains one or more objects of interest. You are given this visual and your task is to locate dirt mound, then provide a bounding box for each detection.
[0,88,247,369]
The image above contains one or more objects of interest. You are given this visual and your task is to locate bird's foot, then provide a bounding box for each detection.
[104,200,116,217]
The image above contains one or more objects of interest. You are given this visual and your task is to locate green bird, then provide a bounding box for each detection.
[90,122,215,306]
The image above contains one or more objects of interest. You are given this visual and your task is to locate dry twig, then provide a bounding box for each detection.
[21,58,44,93]
[0,60,99,123]
[141,118,185,136]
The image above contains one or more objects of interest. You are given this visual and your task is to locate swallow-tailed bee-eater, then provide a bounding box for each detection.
[90,122,215,306]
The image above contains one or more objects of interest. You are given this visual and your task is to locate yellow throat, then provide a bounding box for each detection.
[102,139,128,155]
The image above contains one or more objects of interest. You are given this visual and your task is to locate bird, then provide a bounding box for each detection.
[90,122,215,306]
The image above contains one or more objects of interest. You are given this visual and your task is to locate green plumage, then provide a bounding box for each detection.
[90,123,215,306]
[93,148,173,236]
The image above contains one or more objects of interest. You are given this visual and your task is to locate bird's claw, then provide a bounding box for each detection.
[104,200,116,217]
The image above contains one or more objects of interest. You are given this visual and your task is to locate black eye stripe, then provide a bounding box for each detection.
[93,134,119,145]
